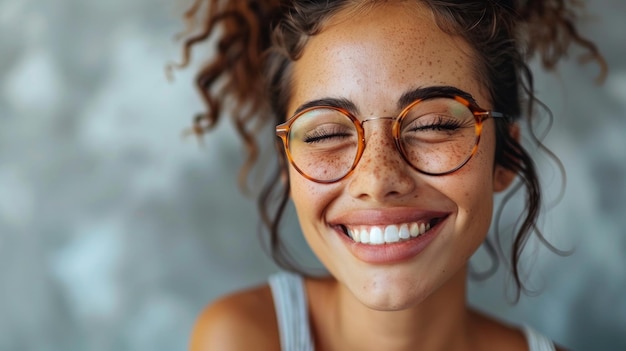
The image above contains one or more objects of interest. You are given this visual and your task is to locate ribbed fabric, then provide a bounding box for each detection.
[523,325,557,351]
[269,271,556,351]
[268,272,315,351]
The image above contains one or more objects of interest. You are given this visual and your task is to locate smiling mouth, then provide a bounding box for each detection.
[339,217,444,245]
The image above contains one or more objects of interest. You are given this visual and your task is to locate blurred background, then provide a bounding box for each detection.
[0,0,624,350]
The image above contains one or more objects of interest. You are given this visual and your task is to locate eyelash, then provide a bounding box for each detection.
[304,129,352,143]
[409,116,463,131]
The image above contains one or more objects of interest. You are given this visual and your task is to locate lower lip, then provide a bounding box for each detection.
[337,217,446,264]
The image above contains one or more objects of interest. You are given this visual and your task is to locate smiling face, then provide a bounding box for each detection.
[286,2,513,310]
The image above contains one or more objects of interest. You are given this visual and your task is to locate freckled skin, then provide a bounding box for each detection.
[285,2,517,349]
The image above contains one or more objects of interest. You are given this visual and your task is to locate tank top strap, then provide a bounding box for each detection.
[268,272,315,351]
[523,325,556,351]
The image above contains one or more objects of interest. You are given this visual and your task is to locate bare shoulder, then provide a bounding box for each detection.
[472,311,566,351]
[190,284,279,351]
[470,311,526,351]
[470,309,568,351]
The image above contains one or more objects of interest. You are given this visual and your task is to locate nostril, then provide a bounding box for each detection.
[347,168,417,201]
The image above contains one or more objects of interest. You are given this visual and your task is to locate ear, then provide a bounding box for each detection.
[493,123,519,192]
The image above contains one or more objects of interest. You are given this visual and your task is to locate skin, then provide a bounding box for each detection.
[289,1,497,312]
[191,2,563,350]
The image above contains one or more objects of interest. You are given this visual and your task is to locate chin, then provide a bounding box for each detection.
[357,288,428,312]
[344,268,435,311]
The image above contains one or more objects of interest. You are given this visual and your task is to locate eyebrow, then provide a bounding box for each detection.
[397,85,476,108]
[293,97,359,117]
[291,85,477,118]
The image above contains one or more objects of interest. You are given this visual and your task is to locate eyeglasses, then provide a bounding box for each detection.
[276,93,507,184]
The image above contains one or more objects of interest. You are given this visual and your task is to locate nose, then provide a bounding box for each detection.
[347,121,416,201]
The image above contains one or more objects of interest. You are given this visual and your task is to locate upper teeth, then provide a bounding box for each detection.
[346,222,431,245]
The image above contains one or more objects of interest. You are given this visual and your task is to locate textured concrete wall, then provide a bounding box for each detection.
[0,0,624,350]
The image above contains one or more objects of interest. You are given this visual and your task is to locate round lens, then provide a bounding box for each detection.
[288,108,359,182]
[398,98,478,174]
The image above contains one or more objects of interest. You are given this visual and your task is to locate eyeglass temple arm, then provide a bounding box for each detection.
[477,111,510,120]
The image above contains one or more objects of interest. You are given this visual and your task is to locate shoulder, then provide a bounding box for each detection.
[470,309,566,351]
[190,284,279,351]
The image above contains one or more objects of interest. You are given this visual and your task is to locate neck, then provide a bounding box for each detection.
[311,267,475,351]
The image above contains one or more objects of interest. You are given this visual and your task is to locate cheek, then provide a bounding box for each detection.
[289,168,313,214]
[445,132,497,241]
[288,167,337,225]
[288,167,345,268]
[461,147,495,203]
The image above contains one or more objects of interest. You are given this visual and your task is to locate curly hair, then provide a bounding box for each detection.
[172,0,606,300]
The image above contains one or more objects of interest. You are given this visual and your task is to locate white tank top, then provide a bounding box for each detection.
[268,271,556,351]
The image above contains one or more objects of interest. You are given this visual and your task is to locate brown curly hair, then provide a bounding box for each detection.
[172,0,606,300]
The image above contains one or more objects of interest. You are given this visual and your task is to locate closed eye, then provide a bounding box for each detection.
[303,126,354,143]
[406,116,464,132]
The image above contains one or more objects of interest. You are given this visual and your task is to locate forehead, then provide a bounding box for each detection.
[289,1,485,116]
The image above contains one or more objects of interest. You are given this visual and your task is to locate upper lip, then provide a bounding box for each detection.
[328,207,451,227]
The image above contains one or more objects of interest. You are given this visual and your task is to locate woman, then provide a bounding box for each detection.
[175,0,605,350]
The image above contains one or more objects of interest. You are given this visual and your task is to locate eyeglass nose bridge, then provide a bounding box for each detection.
[358,115,398,140]
[353,115,407,168]
[361,116,396,124]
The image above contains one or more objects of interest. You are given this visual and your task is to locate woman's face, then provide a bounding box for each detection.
[287,2,513,310]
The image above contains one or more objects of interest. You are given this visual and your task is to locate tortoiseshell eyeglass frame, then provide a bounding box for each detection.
[276,93,508,184]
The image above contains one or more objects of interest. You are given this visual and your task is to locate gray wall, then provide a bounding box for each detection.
[0,0,624,350]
